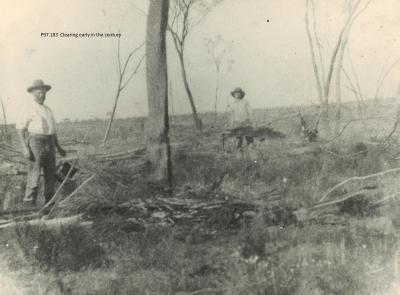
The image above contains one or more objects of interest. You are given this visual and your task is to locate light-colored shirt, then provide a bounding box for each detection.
[16,101,57,135]
[227,99,253,126]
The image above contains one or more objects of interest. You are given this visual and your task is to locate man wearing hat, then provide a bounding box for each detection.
[226,87,257,150]
[17,79,66,207]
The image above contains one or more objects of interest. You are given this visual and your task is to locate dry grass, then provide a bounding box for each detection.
[1,100,400,294]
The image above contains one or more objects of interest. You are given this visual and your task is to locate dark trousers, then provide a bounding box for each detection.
[25,135,56,204]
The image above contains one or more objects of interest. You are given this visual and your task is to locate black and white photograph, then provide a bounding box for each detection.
[0,0,400,294]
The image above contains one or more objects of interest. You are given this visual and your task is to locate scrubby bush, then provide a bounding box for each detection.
[13,223,108,272]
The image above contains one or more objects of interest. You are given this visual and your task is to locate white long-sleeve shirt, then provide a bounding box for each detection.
[227,99,253,126]
[16,101,57,135]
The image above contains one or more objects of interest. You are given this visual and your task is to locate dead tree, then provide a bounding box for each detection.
[102,40,145,145]
[204,35,234,124]
[168,0,203,130]
[305,0,372,123]
[333,0,372,120]
[0,97,8,140]
[146,0,172,187]
[168,0,222,130]
[344,46,365,113]
[373,57,400,101]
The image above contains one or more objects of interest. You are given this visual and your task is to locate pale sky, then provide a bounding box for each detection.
[0,0,399,123]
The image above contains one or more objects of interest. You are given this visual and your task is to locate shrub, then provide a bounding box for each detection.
[13,223,107,272]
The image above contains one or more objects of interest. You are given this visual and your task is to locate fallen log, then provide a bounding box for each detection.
[319,167,400,202]
[0,214,91,230]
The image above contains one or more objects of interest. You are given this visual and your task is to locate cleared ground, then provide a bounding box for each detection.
[1,100,400,294]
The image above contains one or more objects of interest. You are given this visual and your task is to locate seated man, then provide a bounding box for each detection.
[226,87,256,150]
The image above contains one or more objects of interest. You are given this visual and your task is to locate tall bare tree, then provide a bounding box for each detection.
[168,0,222,130]
[146,0,172,186]
[305,0,372,122]
[102,40,145,145]
[0,97,8,141]
[374,57,400,101]
[204,34,234,124]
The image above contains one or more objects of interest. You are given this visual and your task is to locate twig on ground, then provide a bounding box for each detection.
[54,175,96,210]
[318,167,400,203]
[313,189,369,209]
[38,160,78,215]
[47,175,96,218]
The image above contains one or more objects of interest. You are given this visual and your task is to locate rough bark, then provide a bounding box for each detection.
[146,0,173,187]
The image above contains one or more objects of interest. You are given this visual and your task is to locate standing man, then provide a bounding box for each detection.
[226,87,257,150]
[17,79,66,207]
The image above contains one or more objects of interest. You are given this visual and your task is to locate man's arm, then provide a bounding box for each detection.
[53,134,66,157]
[245,101,257,127]
[17,128,31,159]
[48,107,66,157]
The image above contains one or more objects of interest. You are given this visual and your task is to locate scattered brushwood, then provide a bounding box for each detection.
[224,126,285,139]
[293,173,392,225]
[221,126,285,149]
[59,191,297,234]
[83,197,259,229]
[64,147,147,163]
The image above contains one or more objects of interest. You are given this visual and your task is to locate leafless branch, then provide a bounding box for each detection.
[319,167,400,203]
[376,53,393,88]
[305,0,324,104]
[346,45,364,102]
[130,1,148,16]
[120,53,146,90]
[117,37,122,75]
[314,189,370,209]
[0,97,8,137]
[310,0,326,88]
[374,57,400,100]
[324,0,364,98]
[342,67,362,102]
[120,42,145,80]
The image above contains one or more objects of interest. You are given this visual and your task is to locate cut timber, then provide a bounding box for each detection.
[0,214,91,230]
[287,145,321,156]
[63,148,146,163]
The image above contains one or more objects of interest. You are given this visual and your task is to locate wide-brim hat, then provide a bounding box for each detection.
[27,79,51,93]
[231,87,245,97]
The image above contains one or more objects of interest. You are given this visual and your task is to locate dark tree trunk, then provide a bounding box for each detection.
[146,0,172,187]
[177,52,203,130]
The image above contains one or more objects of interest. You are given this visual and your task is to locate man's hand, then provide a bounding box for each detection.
[58,147,66,157]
